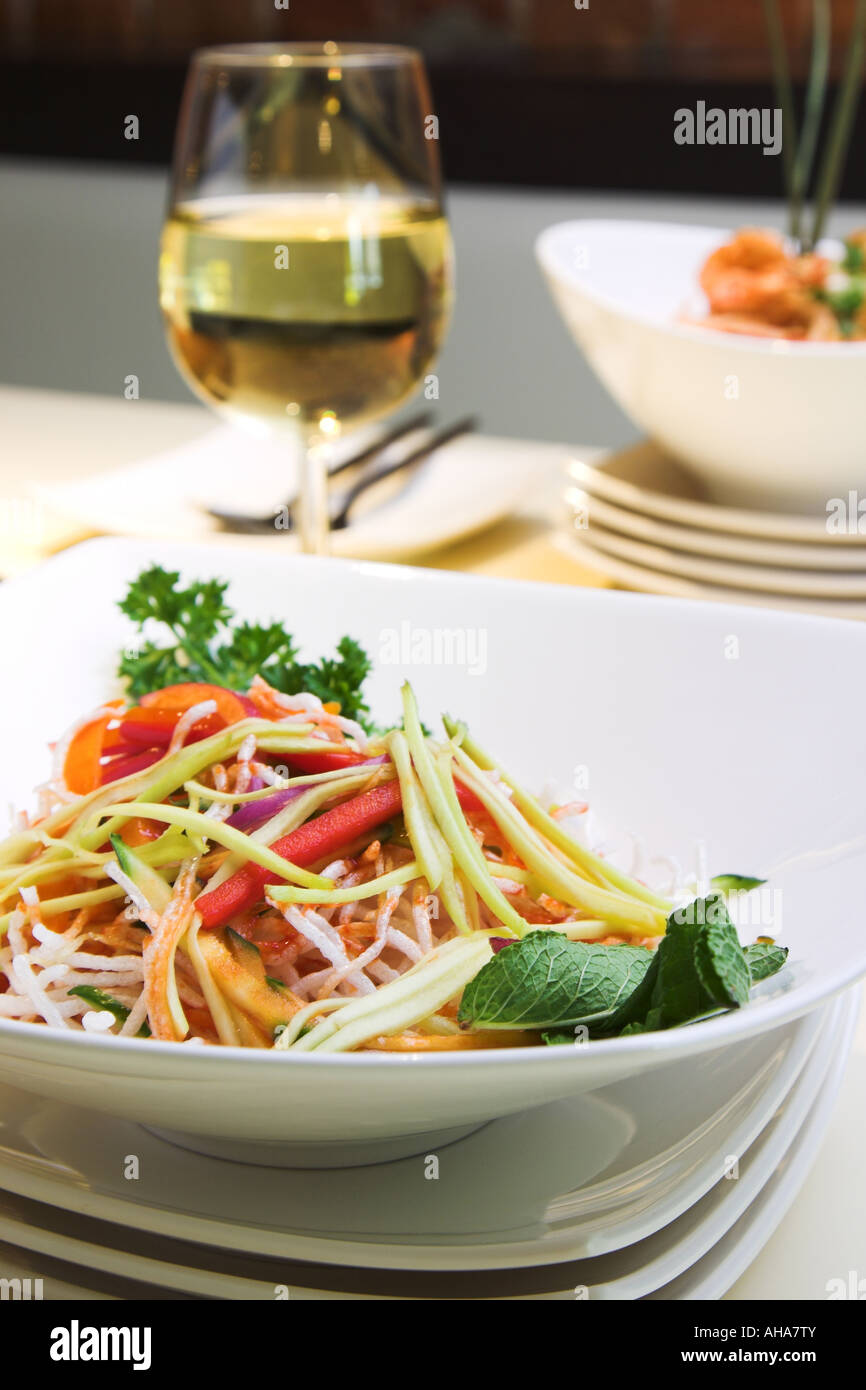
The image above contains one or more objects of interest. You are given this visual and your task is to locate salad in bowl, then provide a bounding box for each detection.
[0,566,785,1057]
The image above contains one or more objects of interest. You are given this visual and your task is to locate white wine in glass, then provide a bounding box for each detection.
[159,44,453,554]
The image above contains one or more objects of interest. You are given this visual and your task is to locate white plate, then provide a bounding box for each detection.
[576,522,866,600]
[0,993,851,1300]
[590,991,853,1297]
[568,446,866,546]
[0,1004,825,1272]
[565,532,866,620]
[1,538,866,1157]
[567,485,866,572]
[653,990,859,1300]
[36,426,546,561]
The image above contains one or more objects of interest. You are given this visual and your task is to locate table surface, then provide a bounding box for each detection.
[0,383,863,1302]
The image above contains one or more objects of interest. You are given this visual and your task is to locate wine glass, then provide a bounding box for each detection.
[159,42,453,555]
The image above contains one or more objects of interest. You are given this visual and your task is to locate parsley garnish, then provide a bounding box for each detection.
[117,565,373,728]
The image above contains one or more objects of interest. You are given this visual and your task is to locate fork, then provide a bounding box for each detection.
[206,411,433,533]
[208,415,477,533]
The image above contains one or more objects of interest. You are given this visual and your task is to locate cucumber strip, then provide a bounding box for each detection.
[444,718,672,913]
[226,928,267,982]
[67,985,151,1036]
[110,834,172,912]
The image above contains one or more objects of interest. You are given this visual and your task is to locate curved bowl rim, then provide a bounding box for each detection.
[0,962,859,1072]
[535,217,866,359]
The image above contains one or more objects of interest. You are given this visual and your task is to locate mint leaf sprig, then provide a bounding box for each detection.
[458,893,788,1044]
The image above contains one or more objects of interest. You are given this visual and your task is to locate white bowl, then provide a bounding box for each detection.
[536,218,866,512]
[1,538,865,1165]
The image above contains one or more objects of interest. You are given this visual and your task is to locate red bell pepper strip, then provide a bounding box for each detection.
[106,708,179,749]
[99,748,164,786]
[196,780,403,926]
[113,707,225,748]
[196,777,488,928]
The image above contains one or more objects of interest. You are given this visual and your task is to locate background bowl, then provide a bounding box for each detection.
[536,218,866,512]
[1,539,865,1165]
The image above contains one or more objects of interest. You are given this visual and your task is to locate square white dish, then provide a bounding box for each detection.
[0,537,864,1161]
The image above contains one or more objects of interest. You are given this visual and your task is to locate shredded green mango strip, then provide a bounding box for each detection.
[388,708,468,933]
[0,721,338,870]
[269,860,420,906]
[283,935,493,1053]
[1,884,125,940]
[433,747,528,936]
[401,684,521,936]
[274,997,351,1049]
[486,863,531,884]
[0,828,201,910]
[201,772,380,897]
[450,750,666,936]
[388,731,444,891]
[444,718,672,913]
[184,758,381,805]
[93,803,332,890]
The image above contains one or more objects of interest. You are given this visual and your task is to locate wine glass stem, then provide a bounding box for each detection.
[298,434,330,556]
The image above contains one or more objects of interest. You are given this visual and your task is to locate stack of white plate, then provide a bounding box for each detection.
[0,989,856,1301]
[565,443,866,619]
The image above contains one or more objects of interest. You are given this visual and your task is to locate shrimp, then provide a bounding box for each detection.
[696,227,839,338]
[700,229,792,314]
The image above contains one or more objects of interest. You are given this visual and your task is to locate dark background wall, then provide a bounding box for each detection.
[3,0,866,201]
